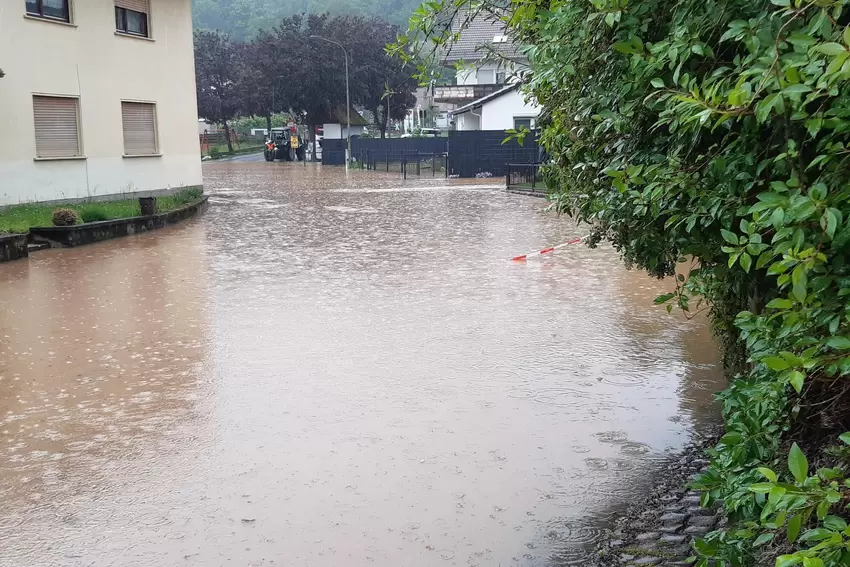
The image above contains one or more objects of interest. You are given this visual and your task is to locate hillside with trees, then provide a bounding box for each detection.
[192,0,423,40]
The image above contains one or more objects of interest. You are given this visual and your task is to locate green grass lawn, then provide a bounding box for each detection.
[0,188,204,234]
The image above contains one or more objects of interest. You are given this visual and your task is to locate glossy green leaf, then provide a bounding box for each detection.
[777,555,802,567]
[758,467,778,482]
[788,443,808,483]
[792,265,808,303]
[783,84,812,96]
[721,229,739,245]
[826,337,850,349]
[766,298,793,309]
[815,42,847,56]
[789,371,805,393]
[763,356,790,371]
[787,513,803,543]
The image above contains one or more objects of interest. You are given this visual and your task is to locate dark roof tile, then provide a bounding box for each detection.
[443,13,525,63]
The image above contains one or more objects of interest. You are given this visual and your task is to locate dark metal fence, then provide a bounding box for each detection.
[448,130,539,178]
[506,163,547,195]
[356,150,448,179]
[352,137,448,156]
[321,138,348,165]
[320,131,540,179]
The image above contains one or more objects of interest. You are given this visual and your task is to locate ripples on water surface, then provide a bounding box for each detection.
[0,163,723,566]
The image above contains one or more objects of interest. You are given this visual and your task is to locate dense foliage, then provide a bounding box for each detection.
[192,0,423,40]
[397,0,850,564]
[194,15,417,147]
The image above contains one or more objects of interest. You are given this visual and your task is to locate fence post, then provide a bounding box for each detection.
[506,165,511,189]
[432,154,435,177]
[416,155,421,176]
[532,164,536,191]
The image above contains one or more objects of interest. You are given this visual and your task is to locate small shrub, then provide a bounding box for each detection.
[51,208,78,227]
[180,187,203,201]
[78,205,109,223]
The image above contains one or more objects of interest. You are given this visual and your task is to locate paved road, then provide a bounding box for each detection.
[208,151,265,163]
[0,163,722,567]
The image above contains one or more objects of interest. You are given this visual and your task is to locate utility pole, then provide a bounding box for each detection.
[310,35,350,168]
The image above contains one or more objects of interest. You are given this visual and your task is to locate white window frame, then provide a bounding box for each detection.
[32,93,85,161]
[121,100,161,157]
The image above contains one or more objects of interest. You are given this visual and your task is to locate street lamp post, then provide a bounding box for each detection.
[310,35,350,168]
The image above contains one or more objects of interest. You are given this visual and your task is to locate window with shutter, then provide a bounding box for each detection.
[115,0,149,37]
[32,95,82,159]
[121,102,158,156]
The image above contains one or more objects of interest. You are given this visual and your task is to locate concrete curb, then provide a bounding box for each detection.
[0,233,28,262]
[27,196,209,249]
[592,429,724,567]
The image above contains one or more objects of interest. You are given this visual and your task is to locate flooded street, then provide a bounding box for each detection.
[0,163,723,566]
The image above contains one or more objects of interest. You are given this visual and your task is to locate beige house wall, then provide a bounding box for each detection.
[0,0,203,205]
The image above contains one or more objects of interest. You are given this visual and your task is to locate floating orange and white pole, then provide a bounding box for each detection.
[511,235,589,261]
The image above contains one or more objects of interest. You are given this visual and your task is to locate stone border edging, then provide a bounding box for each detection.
[592,429,725,567]
[506,187,549,198]
[26,196,208,249]
[0,233,28,262]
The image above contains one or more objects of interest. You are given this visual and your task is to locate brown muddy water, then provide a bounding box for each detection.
[0,162,723,566]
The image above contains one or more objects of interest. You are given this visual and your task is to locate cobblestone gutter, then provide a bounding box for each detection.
[592,430,725,567]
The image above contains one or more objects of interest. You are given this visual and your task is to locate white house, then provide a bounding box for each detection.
[0,0,202,206]
[452,84,540,131]
[431,13,540,131]
[322,105,368,140]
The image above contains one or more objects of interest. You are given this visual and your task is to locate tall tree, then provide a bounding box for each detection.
[250,16,306,132]
[333,16,418,138]
[290,14,352,158]
[194,30,242,152]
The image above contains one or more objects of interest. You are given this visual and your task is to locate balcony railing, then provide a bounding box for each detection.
[432,84,504,103]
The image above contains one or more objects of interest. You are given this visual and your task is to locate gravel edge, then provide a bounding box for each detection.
[590,427,725,567]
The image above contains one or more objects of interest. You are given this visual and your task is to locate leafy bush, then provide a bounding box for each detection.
[51,208,78,227]
[397,0,850,564]
[78,205,110,223]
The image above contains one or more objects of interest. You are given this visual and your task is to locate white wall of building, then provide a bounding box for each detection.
[322,123,365,139]
[457,64,506,86]
[0,0,202,206]
[455,112,481,131]
[481,90,540,130]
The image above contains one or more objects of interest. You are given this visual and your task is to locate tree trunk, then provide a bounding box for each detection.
[223,120,234,153]
[372,105,387,139]
[265,115,272,136]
